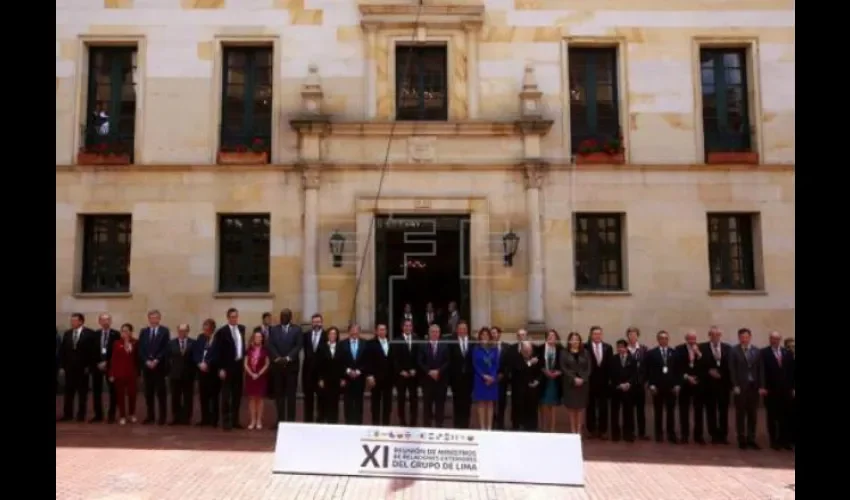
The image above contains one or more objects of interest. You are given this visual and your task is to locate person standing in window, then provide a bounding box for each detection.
[138,310,171,425]
[539,329,563,433]
[58,313,97,422]
[472,327,499,430]
[167,324,195,426]
[585,326,613,439]
[646,330,680,443]
[561,332,591,434]
[214,307,246,431]
[625,327,649,440]
[193,319,219,427]
[244,329,270,430]
[109,323,139,425]
[317,327,344,424]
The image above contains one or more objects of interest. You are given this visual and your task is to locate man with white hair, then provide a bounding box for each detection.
[675,330,706,444]
[761,330,795,450]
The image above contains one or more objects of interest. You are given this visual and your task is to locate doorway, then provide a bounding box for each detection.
[374,214,470,338]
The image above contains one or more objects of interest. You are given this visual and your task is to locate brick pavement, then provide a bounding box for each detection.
[56,397,794,500]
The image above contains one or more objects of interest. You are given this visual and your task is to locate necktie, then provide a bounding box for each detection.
[547,350,554,369]
[774,349,782,366]
[713,344,720,359]
[313,332,319,350]
[461,339,466,356]
[405,335,411,350]
[662,348,667,362]
[152,327,157,338]
[381,339,388,355]
[621,355,626,367]
[351,340,358,358]
[180,339,186,354]
[73,329,80,347]
[595,344,601,363]
[432,342,437,356]
[102,330,108,349]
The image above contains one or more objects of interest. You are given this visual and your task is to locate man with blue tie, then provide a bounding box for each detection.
[138,309,171,425]
[365,323,394,426]
[418,324,450,428]
[340,324,368,424]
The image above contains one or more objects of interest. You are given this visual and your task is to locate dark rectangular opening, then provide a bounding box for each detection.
[395,44,449,121]
[85,46,137,160]
[220,46,273,159]
[568,47,620,152]
[700,47,752,156]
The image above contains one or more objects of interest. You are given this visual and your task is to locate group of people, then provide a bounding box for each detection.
[56,309,796,451]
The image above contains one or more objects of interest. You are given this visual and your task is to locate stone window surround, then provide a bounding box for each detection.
[72,212,134,299]
[691,37,764,164]
[570,212,631,295]
[209,35,283,164]
[705,211,767,294]
[360,4,483,121]
[354,195,491,331]
[559,37,631,164]
[72,35,147,165]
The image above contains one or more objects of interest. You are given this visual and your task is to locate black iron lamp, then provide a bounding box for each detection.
[502,230,520,267]
[329,230,345,268]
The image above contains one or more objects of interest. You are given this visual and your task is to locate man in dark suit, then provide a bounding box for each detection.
[491,326,511,430]
[418,324,450,427]
[422,302,437,338]
[168,324,196,425]
[445,301,460,336]
[214,308,246,430]
[58,313,97,422]
[646,330,680,443]
[728,328,766,449]
[339,323,368,424]
[676,331,706,444]
[365,323,394,426]
[761,330,795,450]
[193,319,219,427]
[700,326,732,444]
[625,326,649,440]
[448,320,474,429]
[138,309,171,425]
[585,326,613,439]
[302,313,326,423]
[91,313,120,423]
[56,328,62,394]
[395,319,419,426]
[507,328,529,430]
[608,339,637,442]
[267,309,303,425]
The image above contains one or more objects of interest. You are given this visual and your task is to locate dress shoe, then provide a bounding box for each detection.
[680,438,689,445]
[57,416,72,423]
[75,416,85,422]
[157,420,166,426]
[142,417,155,425]
[748,442,761,450]
[738,442,747,450]
[107,417,116,424]
[89,416,103,423]
[639,435,650,441]
[168,420,180,426]
[695,437,707,445]
[667,436,679,444]
[655,436,664,443]
[624,436,635,443]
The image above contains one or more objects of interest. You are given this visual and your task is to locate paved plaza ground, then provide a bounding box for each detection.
[56,397,794,500]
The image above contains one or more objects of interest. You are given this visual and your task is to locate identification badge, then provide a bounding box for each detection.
[662,366,668,374]
[716,360,721,367]
[101,347,107,355]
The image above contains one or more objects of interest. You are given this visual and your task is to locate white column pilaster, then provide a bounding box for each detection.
[463,23,480,119]
[363,24,378,119]
[302,166,320,317]
[524,163,545,327]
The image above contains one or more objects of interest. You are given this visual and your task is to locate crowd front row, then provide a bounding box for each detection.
[57,310,796,450]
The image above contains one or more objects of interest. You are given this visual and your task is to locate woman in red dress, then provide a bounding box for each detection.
[244,328,270,430]
[109,323,139,425]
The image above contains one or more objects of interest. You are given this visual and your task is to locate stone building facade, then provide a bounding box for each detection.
[56,1,795,343]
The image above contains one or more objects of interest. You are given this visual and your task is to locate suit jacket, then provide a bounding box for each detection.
[585,341,614,389]
[445,312,460,335]
[168,337,196,380]
[645,346,679,390]
[675,343,707,387]
[495,341,513,384]
[364,337,396,385]
[339,338,368,384]
[55,330,62,367]
[302,328,327,377]
[699,341,732,390]
[417,340,450,386]
[191,334,218,368]
[728,344,765,390]
[94,328,121,370]
[760,346,794,394]
[317,342,345,389]
[560,348,591,386]
[267,323,303,372]
[394,334,419,377]
[515,356,543,391]
[608,352,638,390]
[109,339,138,379]
[60,327,97,372]
[448,335,475,387]
[213,324,247,373]
[627,343,649,385]
[138,326,171,370]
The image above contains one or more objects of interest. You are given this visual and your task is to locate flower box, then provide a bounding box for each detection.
[706,151,759,165]
[77,152,131,165]
[576,152,625,165]
[217,151,269,165]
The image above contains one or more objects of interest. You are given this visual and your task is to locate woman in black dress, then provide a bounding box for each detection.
[317,327,344,424]
[560,332,591,434]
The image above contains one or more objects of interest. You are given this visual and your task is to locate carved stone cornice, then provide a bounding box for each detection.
[359,3,484,30]
[515,119,554,136]
[522,160,547,190]
[290,120,553,138]
[300,163,322,190]
[290,117,332,136]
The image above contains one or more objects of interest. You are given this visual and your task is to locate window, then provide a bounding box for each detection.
[707,213,757,290]
[220,46,273,158]
[574,213,624,291]
[81,215,132,293]
[700,48,752,155]
[218,214,271,293]
[395,45,448,121]
[568,47,620,152]
[84,47,137,160]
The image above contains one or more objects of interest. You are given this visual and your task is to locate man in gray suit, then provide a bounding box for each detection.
[728,328,766,450]
[267,309,303,426]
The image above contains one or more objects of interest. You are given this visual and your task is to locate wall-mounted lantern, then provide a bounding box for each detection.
[329,230,345,268]
[502,230,520,267]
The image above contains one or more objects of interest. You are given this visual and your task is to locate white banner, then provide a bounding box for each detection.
[273,423,585,487]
